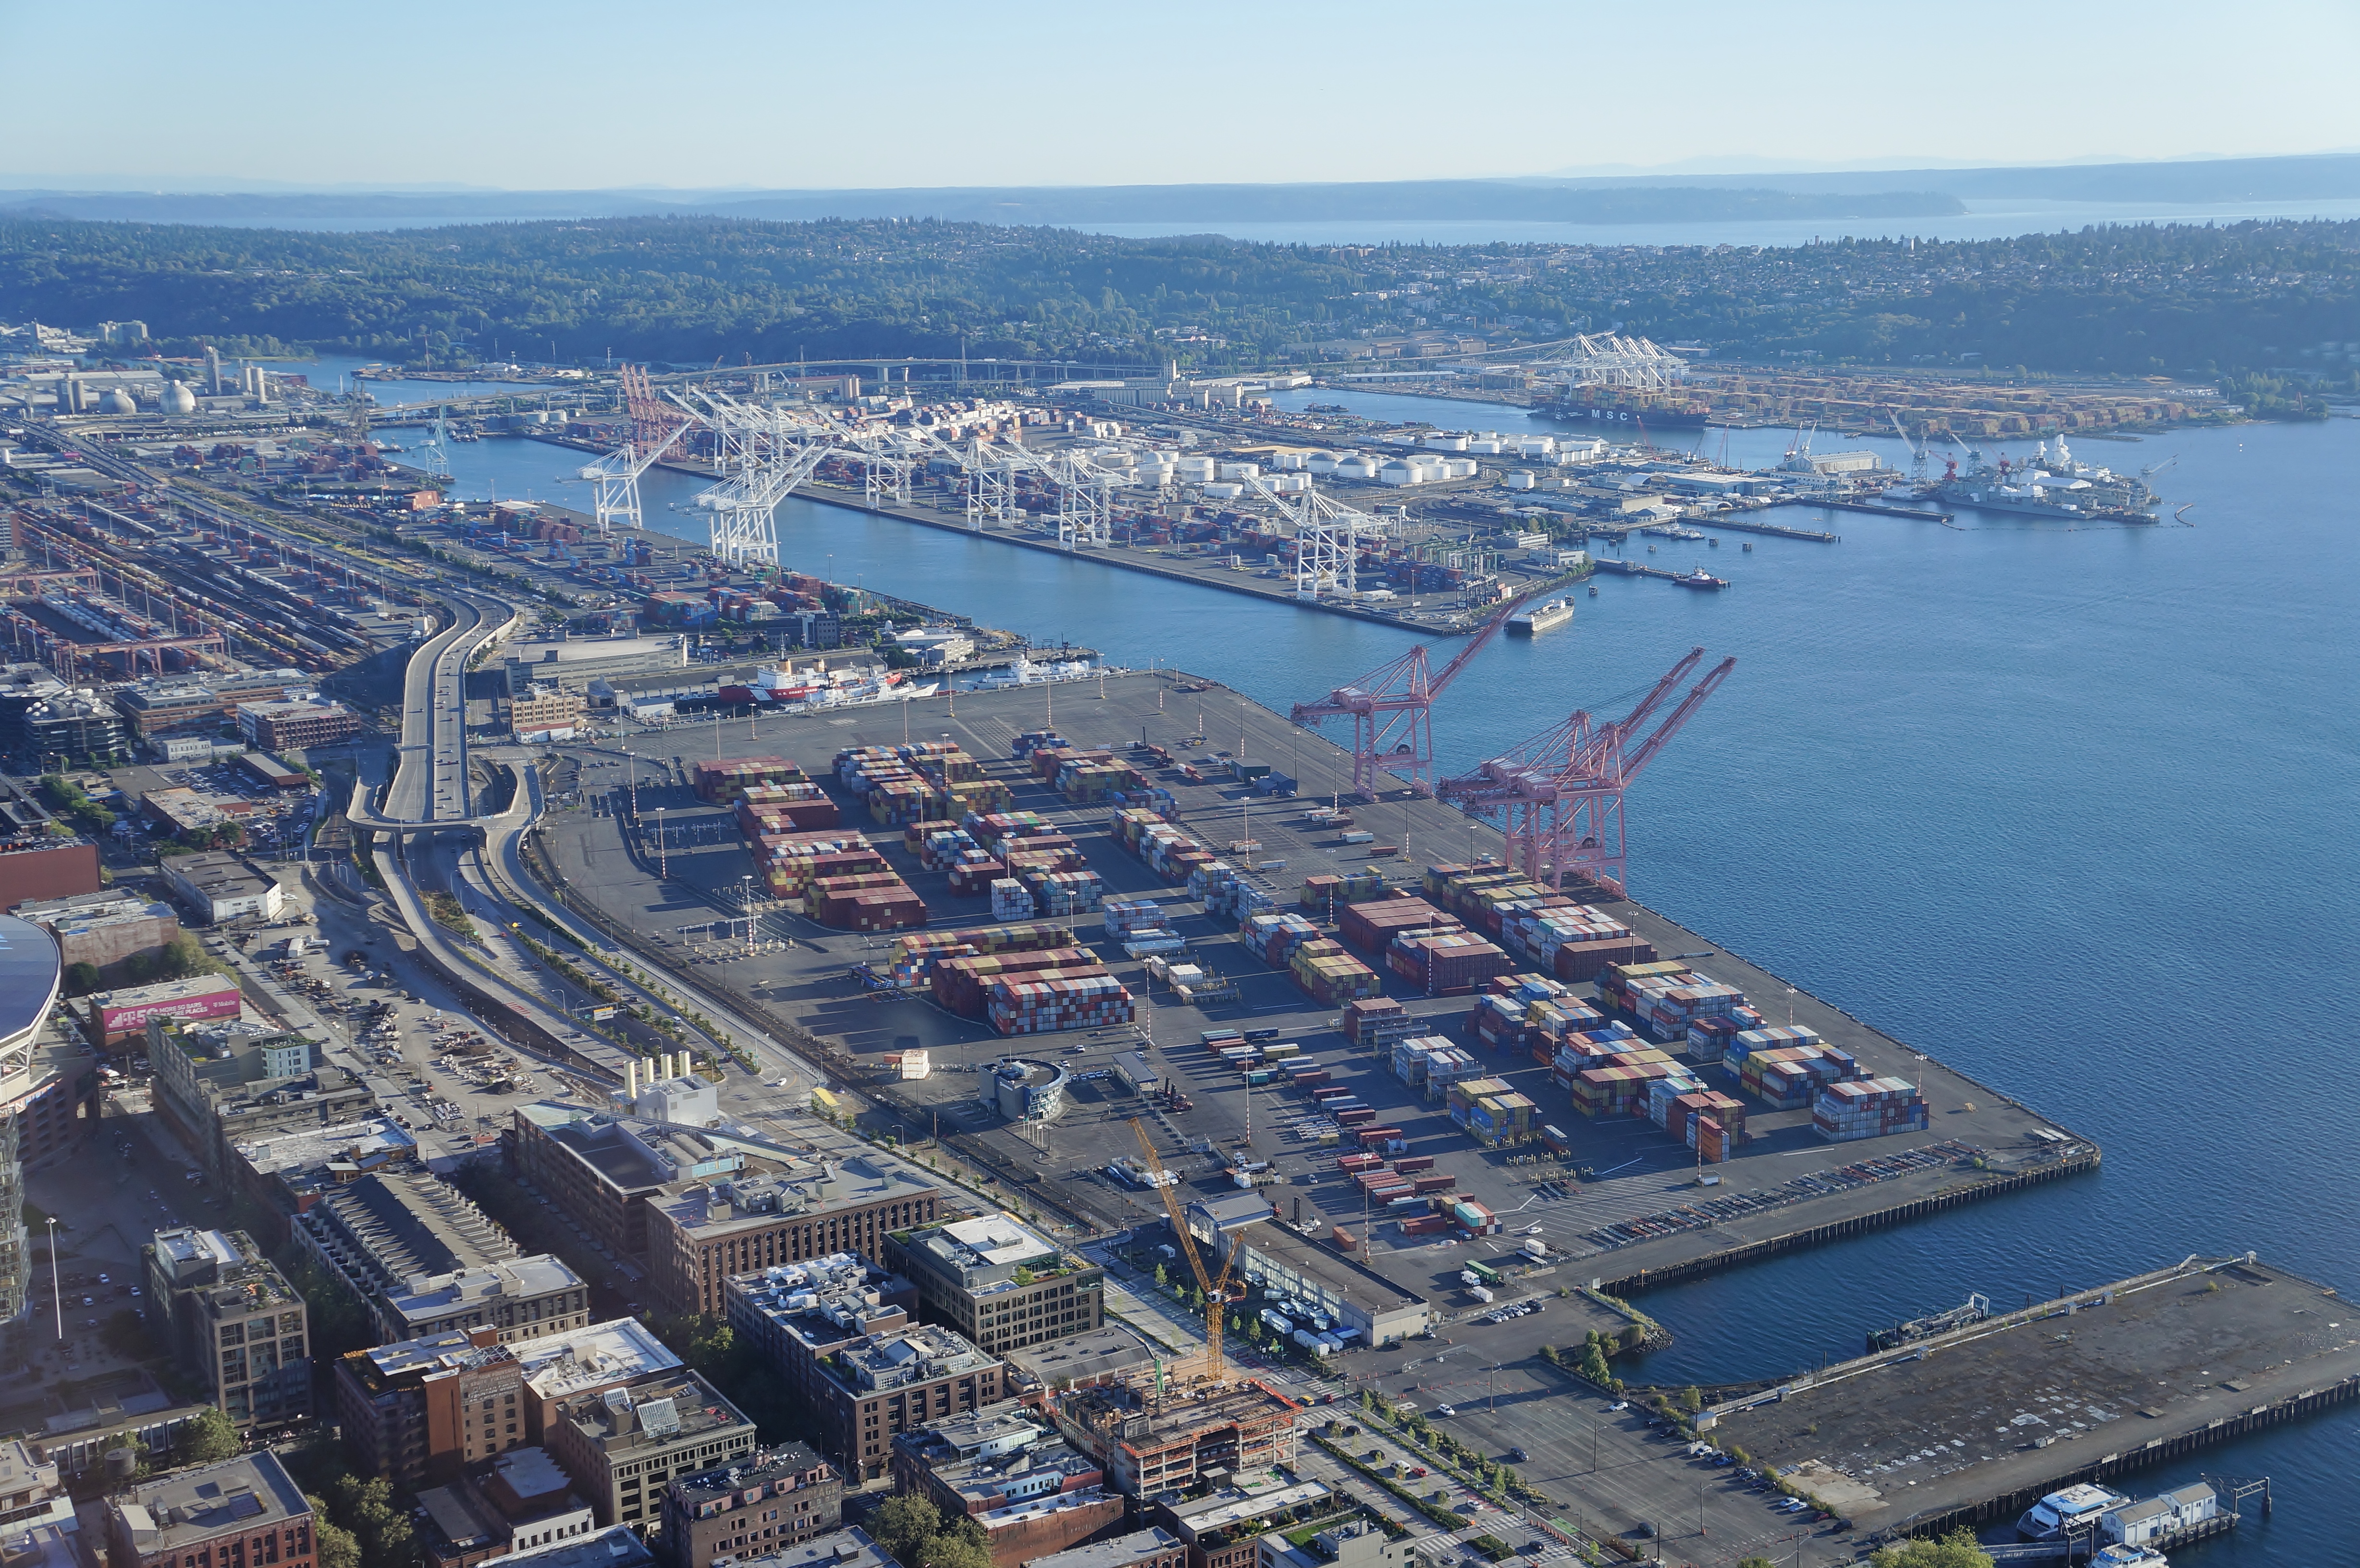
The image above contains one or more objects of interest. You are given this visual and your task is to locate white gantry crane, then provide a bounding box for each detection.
[1249,478,1389,600]
[1533,332,1690,395]
[580,366,691,535]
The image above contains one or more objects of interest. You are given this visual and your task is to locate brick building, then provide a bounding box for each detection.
[235,698,360,751]
[724,1259,1002,1482]
[542,1369,756,1528]
[886,1213,1104,1358]
[335,1328,528,1488]
[656,1443,841,1568]
[1050,1383,1299,1498]
[143,1227,310,1429]
[105,1453,315,1568]
[889,1403,1118,1568]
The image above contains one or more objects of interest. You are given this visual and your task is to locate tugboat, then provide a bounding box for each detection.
[1672,567,1729,591]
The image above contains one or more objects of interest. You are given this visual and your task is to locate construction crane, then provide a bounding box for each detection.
[1290,591,1528,800]
[1131,1117,1244,1385]
[1888,409,1930,486]
[1437,647,1734,896]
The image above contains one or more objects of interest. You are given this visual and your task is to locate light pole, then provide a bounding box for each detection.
[44,1217,61,1349]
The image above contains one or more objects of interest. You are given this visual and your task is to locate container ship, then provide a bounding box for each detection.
[1508,598,1574,635]
[1894,435,2162,522]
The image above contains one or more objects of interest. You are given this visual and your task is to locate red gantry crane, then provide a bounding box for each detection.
[1290,594,1528,800]
[1437,647,1734,897]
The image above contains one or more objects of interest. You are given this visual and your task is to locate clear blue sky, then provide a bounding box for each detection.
[4,0,2353,190]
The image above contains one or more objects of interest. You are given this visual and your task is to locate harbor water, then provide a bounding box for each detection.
[411,385,2353,1562]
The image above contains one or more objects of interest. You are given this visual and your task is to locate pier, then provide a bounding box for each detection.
[1819,497,1955,522]
[1690,1253,2356,1547]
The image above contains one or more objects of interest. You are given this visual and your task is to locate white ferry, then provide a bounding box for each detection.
[1508,599,1573,636]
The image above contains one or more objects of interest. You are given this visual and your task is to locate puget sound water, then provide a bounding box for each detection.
[399,379,2355,1562]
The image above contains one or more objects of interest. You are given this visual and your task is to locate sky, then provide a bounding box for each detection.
[3,0,2356,191]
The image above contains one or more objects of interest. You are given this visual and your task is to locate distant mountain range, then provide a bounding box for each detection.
[2,153,2355,231]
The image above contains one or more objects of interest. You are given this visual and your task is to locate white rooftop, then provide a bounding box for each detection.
[938,1215,1053,1267]
[516,1317,680,1398]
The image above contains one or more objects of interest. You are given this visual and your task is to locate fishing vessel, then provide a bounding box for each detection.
[1924,435,2163,522]
[1508,598,1574,635]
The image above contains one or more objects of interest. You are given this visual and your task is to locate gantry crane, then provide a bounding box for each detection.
[1437,647,1734,896]
[1131,1117,1244,1385]
[1290,591,1528,800]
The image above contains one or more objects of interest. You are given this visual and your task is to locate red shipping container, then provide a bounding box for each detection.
[1391,1154,1436,1173]
[1340,895,1458,954]
[1334,1107,1376,1126]
[1412,1173,1457,1195]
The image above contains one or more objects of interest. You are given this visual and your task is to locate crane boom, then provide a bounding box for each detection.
[1615,656,1736,781]
[1132,1118,1242,1384]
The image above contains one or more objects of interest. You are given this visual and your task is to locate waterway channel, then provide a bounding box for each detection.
[400,380,2355,1562]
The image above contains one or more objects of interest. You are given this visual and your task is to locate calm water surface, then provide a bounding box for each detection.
[431,397,2358,1561]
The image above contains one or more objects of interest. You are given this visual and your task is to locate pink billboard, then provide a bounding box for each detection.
[96,977,243,1037]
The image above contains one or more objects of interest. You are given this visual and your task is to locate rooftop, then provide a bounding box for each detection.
[1239,1225,1428,1313]
[836,1323,997,1394]
[657,1153,936,1243]
[514,1318,681,1401]
[161,852,279,897]
[149,1227,299,1313]
[1057,1382,1299,1450]
[894,1402,1045,1466]
[346,1329,518,1395]
[666,1442,828,1504]
[231,1115,415,1184]
[898,1213,1065,1293]
[114,1452,307,1553]
[1032,1527,1181,1568]
[307,1170,518,1285]
[725,1527,890,1568]
[1004,1324,1162,1392]
[730,1255,915,1351]
[379,1254,585,1326]
[0,917,67,1047]
[1163,1481,1331,1541]
[553,1370,750,1456]
[477,1525,653,1568]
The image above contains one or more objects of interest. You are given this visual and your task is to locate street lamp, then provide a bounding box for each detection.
[44,1216,61,1349]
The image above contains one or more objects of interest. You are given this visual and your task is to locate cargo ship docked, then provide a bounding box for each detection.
[1508,598,1574,635]
[1893,435,2162,522]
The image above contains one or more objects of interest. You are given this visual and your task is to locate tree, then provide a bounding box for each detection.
[1739,1558,1779,1568]
[63,962,100,996]
[1681,1385,1703,1414]
[915,1532,994,1568]
[176,1407,242,1465]
[869,1494,944,1566]
[307,1504,362,1568]
[1870,1531,1995,1568]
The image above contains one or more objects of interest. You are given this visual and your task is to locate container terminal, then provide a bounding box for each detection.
[529,670,2100,1304]
[503,670,2360,1554]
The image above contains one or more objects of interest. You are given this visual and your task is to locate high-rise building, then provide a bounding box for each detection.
[142,1227,311,1429]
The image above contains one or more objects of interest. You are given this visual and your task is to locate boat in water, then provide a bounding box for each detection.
[1672,568,1729,591]
[964,653,1096,690]
[2017,1483,2129,1541]
[749,666,939,709]
[1508,598,1574,635]
[1912,435,2162,522]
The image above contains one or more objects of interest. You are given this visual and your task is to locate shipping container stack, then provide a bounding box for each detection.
[1688,1115,1732,1164]
[1571,1047,1686,1119]
[1721,1024,1824,1075]
[1501,903,1660,982]
[1812,1077,1930,1142]
[1190,859,1245,919]
[757,834,884,902]
[884,924,1077,990]
[986,971,1134,1036]
[1738,1042,1863,1110]
[1598,961,1762,1043]
[1241,912,1322,968]
[990,879,1034,921]
[1290,938,1383,1006]
[736,778,840,833]
[1421,1042,1483,1103]
[1104,898,1175,943]
[1388,1033,1455,1091]
[1023,869,1104,917]
[946,854,1008,897]
[1450,1198,1501,1236]
[1549,1024,1645,1088]
[694,756,807,805]
[1338,894,1461,956]
[1340,996,1419,1053]
[934,947,1102,1018]
[1387,930,1515,994]
[807,870,927,931]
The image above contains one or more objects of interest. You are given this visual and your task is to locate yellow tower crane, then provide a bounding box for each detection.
[1131,1117,1243,1385]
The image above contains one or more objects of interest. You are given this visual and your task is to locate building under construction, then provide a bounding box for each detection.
[1049,1380,1299,1496]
